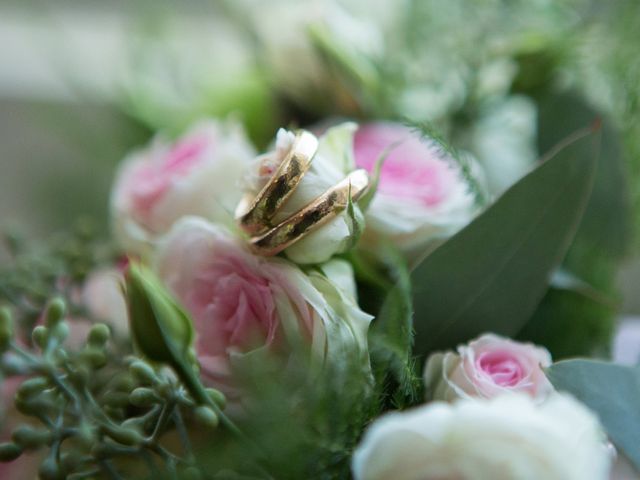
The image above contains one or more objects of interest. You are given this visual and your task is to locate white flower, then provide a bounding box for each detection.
[469,95,538,195]
[238,122,366,264]
[352,394,611,480]
[238,0,385,110]
[110,119,255,256]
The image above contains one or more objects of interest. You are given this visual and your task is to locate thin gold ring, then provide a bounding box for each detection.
[249,169,369,256]
[236,130,319,235]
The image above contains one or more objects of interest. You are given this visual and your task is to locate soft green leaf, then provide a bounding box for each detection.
[536,91,631,285]
[411,128,599,355]
[547,360,640,473]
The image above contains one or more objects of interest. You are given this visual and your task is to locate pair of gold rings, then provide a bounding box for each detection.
[236,130,370,256]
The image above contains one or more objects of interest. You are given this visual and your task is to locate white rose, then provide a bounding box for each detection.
[352,394,611,480]
[110,119,256,256]
[238,122,366,264]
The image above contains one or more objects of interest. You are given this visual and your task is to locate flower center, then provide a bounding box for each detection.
[477,351,525,387]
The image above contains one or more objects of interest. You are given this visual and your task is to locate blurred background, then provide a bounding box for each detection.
[1,0,639,343]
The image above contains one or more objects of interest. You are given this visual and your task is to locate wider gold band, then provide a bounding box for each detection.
[249,169,369,256]
[237,130,319,236]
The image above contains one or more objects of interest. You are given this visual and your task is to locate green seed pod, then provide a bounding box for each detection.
[38,456,62,480]
[15,397,57,417]
[32,326,48,350]
[59,450,83,472]
[0,307,14,351]
[87,324,110,348]
[108,372,135,393]
[120,417,146,431]
[45,297,66,328]
[12,425,52,450]
[81,348,107,369]
[68,365,90,388]
[50,321,69,344]
[205,388,226,409]
[129,387,158,408]
[102,424,144,446]
[0,442,22,462]
[194,405,219,429]
[74,423,96,451]
[129,360,159,385]
[16,377,49,399]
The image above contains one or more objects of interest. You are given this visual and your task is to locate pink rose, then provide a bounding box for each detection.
[154,217,372,390]
[111,120,255,256]
[353,122,478,257]
[423,333,553,401]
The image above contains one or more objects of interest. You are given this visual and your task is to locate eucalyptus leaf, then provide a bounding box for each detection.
[412,128,599,355]
[516,287,614,359]
[547,360,640,473]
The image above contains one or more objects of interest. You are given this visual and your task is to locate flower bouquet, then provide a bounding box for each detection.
[1,1,639,479]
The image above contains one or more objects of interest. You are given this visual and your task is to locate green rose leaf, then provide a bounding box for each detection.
[547,359,640,473]
[411,127,599,355]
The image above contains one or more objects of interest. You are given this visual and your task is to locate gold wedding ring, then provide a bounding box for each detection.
[236,129,370,257]
[249,169,369,256]
[237,130,319,235]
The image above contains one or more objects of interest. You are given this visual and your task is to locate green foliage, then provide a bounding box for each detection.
[350,246,421,409]
[517,92,630,356]
[411,128,598,356]
[547,360,640,473]
[0,304,231,479]
[0,220,118,329]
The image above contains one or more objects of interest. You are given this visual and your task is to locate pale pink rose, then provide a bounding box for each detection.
[155,217,372,389]
[111,120,256,256]
[424,333,553,401]
[353,122,477,257]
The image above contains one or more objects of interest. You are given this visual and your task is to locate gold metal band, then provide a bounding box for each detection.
[236,130,319,235]
[248,169,369,256]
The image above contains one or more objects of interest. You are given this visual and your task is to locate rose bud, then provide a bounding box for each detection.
[353,122,479,259]
[124,262,195,367]
[154,217,373,391]
[111,120,256,256]
[423,333,553,402]
[352,393,610,480]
